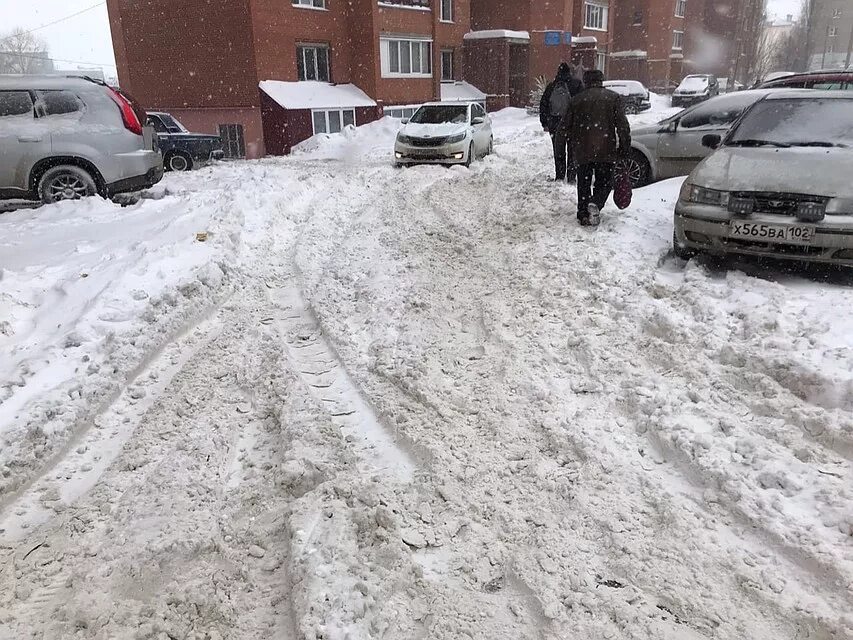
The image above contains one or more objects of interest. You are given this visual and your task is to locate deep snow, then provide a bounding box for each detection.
[0,102,851,640]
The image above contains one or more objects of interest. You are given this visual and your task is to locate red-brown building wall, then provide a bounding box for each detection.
[106,0,259,109]
[249,0,355,85]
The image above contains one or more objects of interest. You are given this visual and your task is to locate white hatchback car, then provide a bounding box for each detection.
[394,102,493,167]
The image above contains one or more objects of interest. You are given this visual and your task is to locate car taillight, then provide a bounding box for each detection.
[107,87,143,135]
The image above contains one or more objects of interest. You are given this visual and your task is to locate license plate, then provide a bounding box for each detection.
[729,221,814,244]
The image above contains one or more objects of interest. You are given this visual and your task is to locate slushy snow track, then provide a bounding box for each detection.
[1,108,851,639]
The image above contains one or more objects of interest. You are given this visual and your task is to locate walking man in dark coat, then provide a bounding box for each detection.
[557,69,631,226]
[540,62,584,182]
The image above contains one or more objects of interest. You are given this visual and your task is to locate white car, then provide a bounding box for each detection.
[394,102,493,167]
[674,90,853,267]
[672,74,720,107]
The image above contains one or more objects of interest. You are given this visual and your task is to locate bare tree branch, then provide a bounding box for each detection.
[0,28,54,74]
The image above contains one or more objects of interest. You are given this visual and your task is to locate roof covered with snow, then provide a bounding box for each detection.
[464,29,530,41]
[259,81,377,110]
[440,81,487,102]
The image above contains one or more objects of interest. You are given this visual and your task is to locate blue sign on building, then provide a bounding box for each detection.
[564,32,573,45]
[544,31,561,46]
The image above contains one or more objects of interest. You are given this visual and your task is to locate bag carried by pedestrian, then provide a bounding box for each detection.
[613,161,633,210]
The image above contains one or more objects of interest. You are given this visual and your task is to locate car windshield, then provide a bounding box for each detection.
[729,97,853,147]
[409,105,469,124]
[678,76,709,92]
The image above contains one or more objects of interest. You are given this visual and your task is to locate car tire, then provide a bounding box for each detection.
[625,150,651,188]
[464,143,475,167]
[38,165,98,204]
[673,229,697,260]
[165,151,193,172]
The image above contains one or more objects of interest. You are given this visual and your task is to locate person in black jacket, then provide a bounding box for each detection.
[557,69,631,226]
[540,63,584,182]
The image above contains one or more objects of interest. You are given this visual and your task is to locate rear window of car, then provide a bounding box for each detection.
[680,93,765,128]
[0,91,34,117]
[36,91,84,116]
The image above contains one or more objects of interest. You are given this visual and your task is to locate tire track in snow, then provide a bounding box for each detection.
[0,302,225,544]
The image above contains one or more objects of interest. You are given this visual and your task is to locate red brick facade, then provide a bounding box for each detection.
[107,0,472,157]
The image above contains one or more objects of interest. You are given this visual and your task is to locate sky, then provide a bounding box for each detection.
[0,0,803,78]
[0,1,116,76]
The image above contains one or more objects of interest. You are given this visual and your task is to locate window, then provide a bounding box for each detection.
[471,103,486,121]
[440,0,453,21]
[384,106,419,119]
[381,38,432,77]
[292,0,326,8]
[441,50,454,81]
[673,30,684,50]
[584,2,609,30]
[312,108,356,134]
[596,52,607,71]
[297,45,330,82]
[679,93,761,128]
[218,124,245,158]
[632,9,643,25]
[813,81,846,89]
[147,115,168,133]
[675,0,686,17]
[36,91,83,116]
[0,91,34,117]
[832,8,842,18]
[828,26,838,37]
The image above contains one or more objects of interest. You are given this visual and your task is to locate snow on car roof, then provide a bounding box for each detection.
[0,74,104,90]
[604,80,646,94]
[440,81,487,102]
[259,80,377,110]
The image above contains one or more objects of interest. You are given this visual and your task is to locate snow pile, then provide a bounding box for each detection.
[292,116,401,163]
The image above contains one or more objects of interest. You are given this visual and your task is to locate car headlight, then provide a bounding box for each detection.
[446,132,467,144]
[397,134,412,144]
[825,197,853,215]
[686,184,730,207]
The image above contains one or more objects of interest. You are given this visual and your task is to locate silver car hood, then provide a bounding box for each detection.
[690,147,853,197]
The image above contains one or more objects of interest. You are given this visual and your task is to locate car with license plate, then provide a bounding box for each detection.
[394,102,493,167]
[673,90,853,267]
[626,89,777,188]
[671,74,720,107]
[603,80,652,113]
[146,111,225,171]
[0,75,163,204]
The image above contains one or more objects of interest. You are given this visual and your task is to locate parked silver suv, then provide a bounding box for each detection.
[0,75,163,204]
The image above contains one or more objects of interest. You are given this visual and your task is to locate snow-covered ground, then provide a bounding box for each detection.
[1,101,851,640]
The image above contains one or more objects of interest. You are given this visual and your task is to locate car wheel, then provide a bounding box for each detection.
[673,229,697,260]
[166,151,193,172]
[625,150,651,188]
[38,165,98,204]
[464,143,475,167]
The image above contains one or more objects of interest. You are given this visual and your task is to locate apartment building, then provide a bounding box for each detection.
[806,0,853,70]
[463,0,606,109]
[107,0,473,157]
[610,0,763,89]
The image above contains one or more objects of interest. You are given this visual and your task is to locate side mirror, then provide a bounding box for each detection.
[702,134,722,149]
[472,116,485,125]
[660,119,679,134]
[401,118,409,124]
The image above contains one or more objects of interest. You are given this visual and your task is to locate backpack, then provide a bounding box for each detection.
[549,81,572,118]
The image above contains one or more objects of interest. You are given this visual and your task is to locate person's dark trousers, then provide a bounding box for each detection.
[549,118,575,181]
[576,162,615,219]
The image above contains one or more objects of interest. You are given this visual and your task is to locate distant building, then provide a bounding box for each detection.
[806,0,853,70]
[609,0,765,90]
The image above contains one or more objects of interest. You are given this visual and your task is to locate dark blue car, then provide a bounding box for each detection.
[146,112,225,171]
